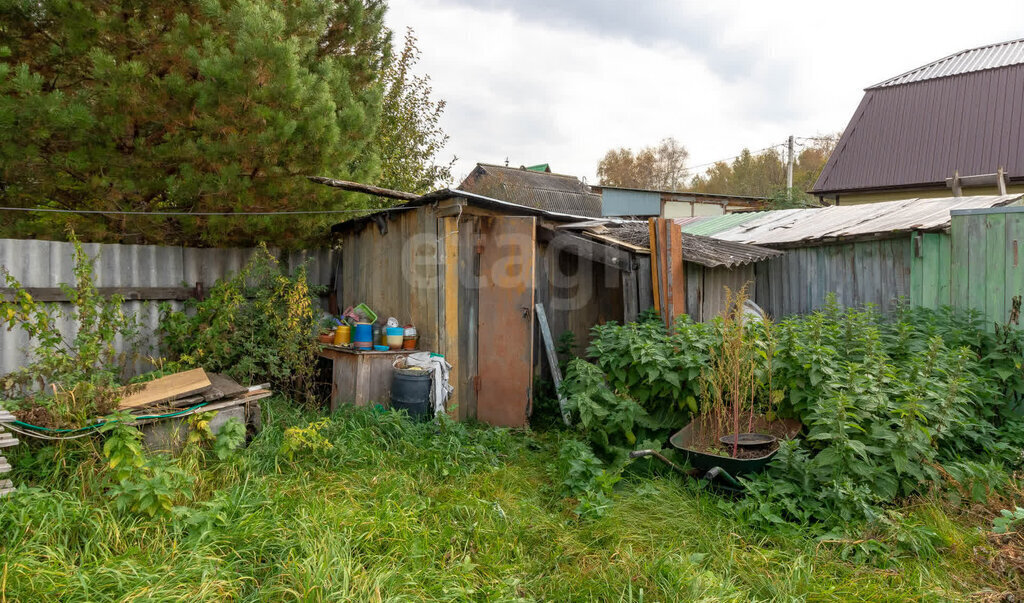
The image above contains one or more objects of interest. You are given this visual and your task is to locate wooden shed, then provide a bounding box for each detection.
[330,190,641,426]
[328,189,782,427]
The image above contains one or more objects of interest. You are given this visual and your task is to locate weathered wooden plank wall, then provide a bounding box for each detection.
[0,238,335,378]
[337,208,440,352]
[456,216,480,420]
[924,209,1024,326]
[534,239,627,357]
[909,232,952,309]
[753,238,911,319]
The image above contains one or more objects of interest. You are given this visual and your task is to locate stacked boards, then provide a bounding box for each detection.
[116,369,271,417]
[0,407,19,496]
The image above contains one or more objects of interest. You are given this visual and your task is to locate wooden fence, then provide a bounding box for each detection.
[911,207,1024,326]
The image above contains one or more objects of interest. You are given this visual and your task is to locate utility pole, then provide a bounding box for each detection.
[786,135,794,193]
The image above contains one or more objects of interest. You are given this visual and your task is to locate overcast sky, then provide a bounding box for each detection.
[383,0,1024,185]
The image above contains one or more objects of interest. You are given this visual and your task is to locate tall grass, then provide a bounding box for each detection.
[0,398,1015,601]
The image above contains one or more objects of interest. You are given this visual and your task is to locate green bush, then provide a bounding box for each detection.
[0,233,138,425]
[560,296,1024,529]
[159,245,321,403]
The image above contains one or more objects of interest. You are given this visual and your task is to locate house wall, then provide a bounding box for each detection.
[662,201,726,219]
[534,237,628,358]
[601,188,660,217]
[909,232,953,311]
[753,238,911,319]
[826,183,1024,205]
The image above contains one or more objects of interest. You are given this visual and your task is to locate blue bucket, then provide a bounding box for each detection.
[353,323,373,349]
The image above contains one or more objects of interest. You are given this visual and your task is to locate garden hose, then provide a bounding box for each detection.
[5,401,214,435]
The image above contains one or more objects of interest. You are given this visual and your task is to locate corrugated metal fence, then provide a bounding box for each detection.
[0,239,336,378]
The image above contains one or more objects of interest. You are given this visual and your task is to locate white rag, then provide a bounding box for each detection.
[402,352,454,414]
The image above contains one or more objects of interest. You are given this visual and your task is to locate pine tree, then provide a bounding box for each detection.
[0,0,390,247]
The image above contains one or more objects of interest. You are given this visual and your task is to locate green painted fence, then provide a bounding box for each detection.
[912,207,1024,326]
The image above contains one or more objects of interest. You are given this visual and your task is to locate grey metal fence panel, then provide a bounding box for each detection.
[0,239,335,379]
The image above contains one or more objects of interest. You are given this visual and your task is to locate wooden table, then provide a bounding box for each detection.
[318,345,419,412]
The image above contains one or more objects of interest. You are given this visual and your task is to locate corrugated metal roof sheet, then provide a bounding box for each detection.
[870,38,1024,88]
[672,216,705,229]
[677,233,782,268]
[678,212,767,236]
[712,195,1023,246]
[457,163,602,217]
[812,62,1024,194]
[592,222,782,268]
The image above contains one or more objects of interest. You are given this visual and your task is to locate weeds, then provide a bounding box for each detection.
[0,399,1017,601]
[0,232,138,424]
[159,244,322,403]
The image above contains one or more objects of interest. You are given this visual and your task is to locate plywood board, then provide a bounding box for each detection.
[118,368,211,410]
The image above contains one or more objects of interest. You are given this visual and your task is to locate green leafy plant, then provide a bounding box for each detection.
[100,413,193,519]
[561,359,648,458]
[159,245,321,402]
[993,507,1024,534]
[1,232,138,424]
[555,439,621,519]
[563,292,1024,528]
[213,418,247,461]
[278,419,334,462]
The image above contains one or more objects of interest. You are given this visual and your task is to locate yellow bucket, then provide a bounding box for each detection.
[333,325,352,346]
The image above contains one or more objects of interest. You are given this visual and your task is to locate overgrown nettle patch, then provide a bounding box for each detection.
[557,295,1024,530]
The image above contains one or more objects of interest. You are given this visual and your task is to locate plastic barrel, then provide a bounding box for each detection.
[353,323,373,349]
[390,369,431,420]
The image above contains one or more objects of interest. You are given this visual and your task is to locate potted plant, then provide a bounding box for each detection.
[671,285,800,475]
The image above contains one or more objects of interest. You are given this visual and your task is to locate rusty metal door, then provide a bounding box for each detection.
[476,216,536,427]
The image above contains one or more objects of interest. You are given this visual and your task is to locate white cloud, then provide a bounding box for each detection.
[384,0,1024,185]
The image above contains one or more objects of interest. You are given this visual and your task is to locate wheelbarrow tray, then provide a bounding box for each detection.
[669,416,802,476]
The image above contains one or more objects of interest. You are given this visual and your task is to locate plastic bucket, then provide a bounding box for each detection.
[333,325,351,346]
[353,322,373,349]
[390,369,431,420]
[385,327,404,349]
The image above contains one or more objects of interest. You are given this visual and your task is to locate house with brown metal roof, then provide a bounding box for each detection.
[457,162,603,217]
[812,38,1024,205]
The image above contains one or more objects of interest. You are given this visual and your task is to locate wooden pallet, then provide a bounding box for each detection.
[0,409,18,496]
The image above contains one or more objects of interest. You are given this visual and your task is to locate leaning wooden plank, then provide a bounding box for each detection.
[0,463,11,473]
[118,368,212,410]
[536,303,571,426]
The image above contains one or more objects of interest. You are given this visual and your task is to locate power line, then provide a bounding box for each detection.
[687,142,786,173]
[0,205,411,217]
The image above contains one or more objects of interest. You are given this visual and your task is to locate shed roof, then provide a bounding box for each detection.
[870,38,1024,88]
[457,163,602,217]
[330,188,601,234]
[813,39,1024,195]
[598,222,782,269]
[712,195,1022,247]
[678,212,767,236]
